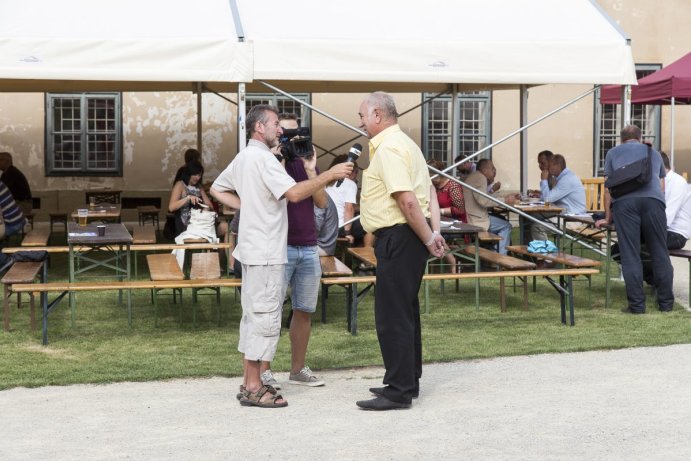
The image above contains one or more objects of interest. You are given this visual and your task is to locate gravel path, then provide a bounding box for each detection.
[2,344,690,460]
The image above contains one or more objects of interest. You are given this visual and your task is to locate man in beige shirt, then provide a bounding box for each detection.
[211,105,352,408]
[463,159,514,254]
[356,92,445,411]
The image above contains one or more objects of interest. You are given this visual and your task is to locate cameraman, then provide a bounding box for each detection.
[258,113,327,389]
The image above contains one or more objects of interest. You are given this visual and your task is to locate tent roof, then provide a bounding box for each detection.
[601,52,691,105]
[236,0,636,94]
[0,0,252,92]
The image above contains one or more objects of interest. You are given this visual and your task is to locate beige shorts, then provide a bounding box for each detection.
[237,264,284,362]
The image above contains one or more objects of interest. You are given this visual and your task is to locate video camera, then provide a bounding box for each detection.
[279,127,313,161]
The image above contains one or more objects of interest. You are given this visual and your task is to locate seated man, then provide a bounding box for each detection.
[0,152,32,218]
[528,150,554,197]
[463,159,515,255]
[531,154,586,241]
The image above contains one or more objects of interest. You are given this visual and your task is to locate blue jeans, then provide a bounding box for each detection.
[284,245,321,313]
[489,215,512,255]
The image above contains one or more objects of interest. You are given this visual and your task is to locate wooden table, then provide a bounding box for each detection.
[71,205,122,223]
[513,203,564,244]
[437,221,483,310]
[67,222,133,326]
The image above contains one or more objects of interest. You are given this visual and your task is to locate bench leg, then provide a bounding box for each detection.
[559,275,567,325]
[351,282,358,336]
[30,292,36,331]
[3,284,9,331]
[321,283,328,324]
[346,284,353,332]
[499,277,506,312]
[522,276,529,311]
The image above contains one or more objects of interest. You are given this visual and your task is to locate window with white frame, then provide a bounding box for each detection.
[45,93,122,176]
[594,64,661,175]
[245,93,311,129]
[422,92,492,165]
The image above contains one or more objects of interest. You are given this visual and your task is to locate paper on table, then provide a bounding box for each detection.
[68,232,98,237]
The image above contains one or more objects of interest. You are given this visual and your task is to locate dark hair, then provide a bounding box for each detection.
[247,104,278,137]
[537,150,554,161]
[427,159,446,171]
[329,153,359,169]
[180,161,204,185]
[184,148,201,164]
[476,158,492,172]
[551,154,566,170]
[279,112,299,124]
[660,151,671,170]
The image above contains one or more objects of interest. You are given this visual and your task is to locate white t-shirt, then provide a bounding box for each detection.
[325,178,358,227]
[212,139,296,265]
[665,170,691,239]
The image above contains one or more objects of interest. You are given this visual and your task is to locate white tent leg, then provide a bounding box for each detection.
[451,85,459,167]
[671,96,675,170]
[520,85,529,193]
[238,83,246,150]
[197,82,203,154]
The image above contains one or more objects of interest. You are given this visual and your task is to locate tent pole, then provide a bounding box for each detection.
[519,85,528,193]
[238,83,246,150]
[621,84,632,128]
[451,85,459,166]
[197,82,203,154]
[670,96,675,169]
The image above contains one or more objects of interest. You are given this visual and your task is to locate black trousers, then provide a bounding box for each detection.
[373,224,428,404]
[612,197,674,311]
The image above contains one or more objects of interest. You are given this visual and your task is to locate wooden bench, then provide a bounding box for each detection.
[669,248,691,298]
[507,244,602,305]
[11,277,243,345]
[21,229,50,247]
[2,261,45,331]
[460,246,536,311]
[319,255,353,324]
[147,254,185,326]
[190,253,223,322]
[137,206,160,231]
[477,231,502,251]
[321,267,599,335]
[131,226,157,277]
[49,213,68,234]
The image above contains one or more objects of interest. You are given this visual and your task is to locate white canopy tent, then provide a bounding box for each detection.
[235,0,636,94]
[0,0,253,92]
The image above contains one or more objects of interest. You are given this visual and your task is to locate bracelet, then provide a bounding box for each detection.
[424,231,439,246]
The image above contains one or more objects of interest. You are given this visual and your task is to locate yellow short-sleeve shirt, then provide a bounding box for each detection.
[360,125,432,233]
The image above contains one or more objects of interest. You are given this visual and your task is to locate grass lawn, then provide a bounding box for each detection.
[1,248,689,390]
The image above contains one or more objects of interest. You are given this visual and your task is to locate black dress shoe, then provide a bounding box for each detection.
[369,386,419,399]
[621,307,645,314]
[658,307,673,312]
[356,396,411,411]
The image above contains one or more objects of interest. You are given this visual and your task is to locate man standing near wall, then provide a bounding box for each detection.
[595,125,673,314]
[356,91,445,411]
[211,105,352,408]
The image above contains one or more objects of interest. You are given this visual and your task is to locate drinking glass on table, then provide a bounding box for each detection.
[77,209,89,226]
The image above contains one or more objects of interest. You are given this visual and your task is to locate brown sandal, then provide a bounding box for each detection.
[239,384,288,408]
[236,385,249,401]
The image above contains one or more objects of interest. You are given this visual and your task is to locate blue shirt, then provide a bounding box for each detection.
[540,167,586,214]
[604,141,665,204]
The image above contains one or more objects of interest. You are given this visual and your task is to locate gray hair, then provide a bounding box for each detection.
[247,104,278,137]
[366,91,398,121]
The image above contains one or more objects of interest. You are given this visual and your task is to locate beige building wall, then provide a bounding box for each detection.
[0,0,689,220]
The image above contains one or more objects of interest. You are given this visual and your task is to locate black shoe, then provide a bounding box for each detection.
[356,396,411,411]
[658,307,673,312]
[621,307,645,315]
[369,386,419,399]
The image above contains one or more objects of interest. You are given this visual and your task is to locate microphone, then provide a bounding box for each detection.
[336,143,362,187]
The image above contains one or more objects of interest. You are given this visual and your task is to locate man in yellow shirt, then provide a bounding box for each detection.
[356,92,445,411]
